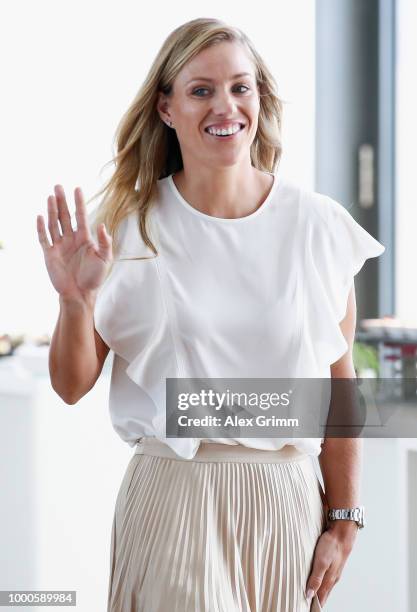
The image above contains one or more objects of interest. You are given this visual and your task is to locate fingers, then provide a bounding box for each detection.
[307,564,339,608]
[96,223,113,262]
[36,214,51,252]
[38,184,89,251]
[74,186,91,239]
[305,557,328,605]
[318,573,340,607]
[47,195,62,243]
[54,185,73,236]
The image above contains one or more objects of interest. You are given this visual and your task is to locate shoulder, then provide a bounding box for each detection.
[297,184,348,226]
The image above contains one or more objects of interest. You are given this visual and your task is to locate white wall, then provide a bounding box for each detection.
[324,438,414,612]
[0,356,133,611]
[0,0,315,338]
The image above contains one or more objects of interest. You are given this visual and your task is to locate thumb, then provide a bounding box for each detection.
[96,223,113,261]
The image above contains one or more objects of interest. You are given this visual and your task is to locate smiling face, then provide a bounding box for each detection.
[157,41,260,170]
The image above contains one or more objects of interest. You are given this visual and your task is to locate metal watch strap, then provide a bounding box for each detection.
[327,506,365,529]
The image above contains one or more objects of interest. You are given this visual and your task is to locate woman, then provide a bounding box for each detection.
[37,17,385,612]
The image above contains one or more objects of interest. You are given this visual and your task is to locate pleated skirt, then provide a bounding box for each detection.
[107,439,327,612]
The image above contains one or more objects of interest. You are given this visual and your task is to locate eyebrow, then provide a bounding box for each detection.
[186,72,253,85]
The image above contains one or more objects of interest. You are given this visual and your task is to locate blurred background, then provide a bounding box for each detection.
[1,1,416,610]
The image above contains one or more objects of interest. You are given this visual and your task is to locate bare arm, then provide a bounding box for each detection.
[37,184,113,404]
[49,293,110,404]
[319,283,362,545]
[305,283,362,606]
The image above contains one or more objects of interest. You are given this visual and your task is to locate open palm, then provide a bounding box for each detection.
[37,184,113,300]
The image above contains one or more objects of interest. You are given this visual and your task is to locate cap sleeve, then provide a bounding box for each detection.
[303,194,385,369]
[88,208,164,367]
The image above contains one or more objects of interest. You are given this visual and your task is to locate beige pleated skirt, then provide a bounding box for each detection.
[107,439,327,612]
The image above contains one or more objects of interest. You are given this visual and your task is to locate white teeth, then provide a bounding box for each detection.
[207,124,242,136]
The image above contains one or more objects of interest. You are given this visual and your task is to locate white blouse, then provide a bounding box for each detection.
[92,171,385,460]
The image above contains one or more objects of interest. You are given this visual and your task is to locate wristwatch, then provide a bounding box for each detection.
[327,506,365,529]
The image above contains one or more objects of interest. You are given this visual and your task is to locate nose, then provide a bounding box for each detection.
[211,86,238,116]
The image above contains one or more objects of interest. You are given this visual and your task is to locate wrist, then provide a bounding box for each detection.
[59,291,97,311]
[327,518,359,533]
[326,519,359,545]
[327,505,365,530]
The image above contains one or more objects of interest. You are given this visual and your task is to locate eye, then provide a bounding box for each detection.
[191,84,251,97]
[234,84,250,93]
[192,87,210,97]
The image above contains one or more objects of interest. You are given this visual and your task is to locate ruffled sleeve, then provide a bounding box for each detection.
[301,194,385,371]
[87,205,181,440]
[88,208,161,357]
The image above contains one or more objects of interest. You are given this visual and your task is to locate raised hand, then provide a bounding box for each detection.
[37,185,113,302]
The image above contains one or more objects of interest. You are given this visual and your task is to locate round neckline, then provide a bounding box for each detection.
[167,171,280,224]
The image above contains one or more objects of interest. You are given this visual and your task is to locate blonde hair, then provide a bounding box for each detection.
[87,17,285,260]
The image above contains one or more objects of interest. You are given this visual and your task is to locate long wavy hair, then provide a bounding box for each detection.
[87,17,285,261]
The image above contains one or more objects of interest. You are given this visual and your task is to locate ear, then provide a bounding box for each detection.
[156,91,172,125]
